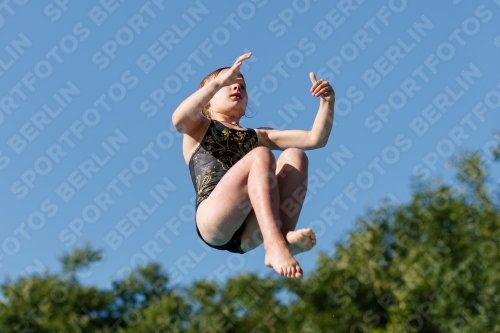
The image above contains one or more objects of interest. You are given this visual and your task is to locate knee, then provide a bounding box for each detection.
[282,148,308,168]
[251,146,276,166]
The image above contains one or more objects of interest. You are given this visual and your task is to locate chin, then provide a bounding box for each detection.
[229,104,246,113]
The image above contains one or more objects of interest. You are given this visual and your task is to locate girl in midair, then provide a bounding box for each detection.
[172,52,335,278]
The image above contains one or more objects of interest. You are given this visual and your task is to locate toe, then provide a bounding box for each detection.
[295,265,302,277]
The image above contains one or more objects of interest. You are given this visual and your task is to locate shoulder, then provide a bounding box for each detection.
[254,127,278,149]
[254,126,277,134]
[182,118,212,165]
[254,127,276,137]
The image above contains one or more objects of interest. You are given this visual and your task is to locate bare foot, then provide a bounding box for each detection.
[264,245,303,278]
[286,228,316,256]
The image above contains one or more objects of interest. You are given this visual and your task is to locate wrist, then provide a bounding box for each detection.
[320,96,335,106]
[211,75,226,89]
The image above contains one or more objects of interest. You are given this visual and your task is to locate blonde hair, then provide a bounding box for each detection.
[198,67,245,118]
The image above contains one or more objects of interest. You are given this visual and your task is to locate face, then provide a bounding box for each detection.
[207,70,247,117]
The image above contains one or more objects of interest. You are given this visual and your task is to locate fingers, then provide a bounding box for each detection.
[311,73,335,98]
[309,72,317,84]
[232,52,252,70]
[311,80,332,96]
[314,85,333,97]
[310,73,325,93]
[237,52,252,61]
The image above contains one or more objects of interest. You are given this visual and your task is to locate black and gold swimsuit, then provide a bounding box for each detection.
[189,119,259,254]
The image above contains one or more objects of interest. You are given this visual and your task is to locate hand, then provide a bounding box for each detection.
[309,72,335,102]
[217,52,252,87]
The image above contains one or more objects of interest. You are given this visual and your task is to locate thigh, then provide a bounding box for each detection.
[239,148,308,252]
[195,148,270,246]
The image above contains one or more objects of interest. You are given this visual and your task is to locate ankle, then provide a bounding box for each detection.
[264,238,288,251]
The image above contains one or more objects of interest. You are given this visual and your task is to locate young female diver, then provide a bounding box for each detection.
[172,52,335,278]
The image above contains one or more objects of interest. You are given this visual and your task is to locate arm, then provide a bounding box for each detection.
[171,52,252,134]
[256,73,335,150]
[171,79,221,135]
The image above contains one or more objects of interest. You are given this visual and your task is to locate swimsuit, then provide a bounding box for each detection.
[189,119,259,254]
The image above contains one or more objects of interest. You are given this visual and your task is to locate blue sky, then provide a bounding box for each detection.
[1,0,499,289]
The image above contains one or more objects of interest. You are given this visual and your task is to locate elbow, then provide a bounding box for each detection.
[171,112,179,127]
[316,140,328,149]
[311,134,328,149]
[171,113,184,133]
[320,135,330,147]
[306,140,326,150]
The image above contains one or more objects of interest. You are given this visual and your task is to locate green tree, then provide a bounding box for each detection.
[1,148,499,332]
[110,263,190,332]
[179,274,284,333]
[0,244,187,333]
[281,151,500,332]
[0,243,113,332]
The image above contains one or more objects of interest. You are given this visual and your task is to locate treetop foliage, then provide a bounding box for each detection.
[1,149,499,332]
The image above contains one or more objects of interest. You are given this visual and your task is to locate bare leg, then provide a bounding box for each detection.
[196,146,302,278]
[241,148,316,255]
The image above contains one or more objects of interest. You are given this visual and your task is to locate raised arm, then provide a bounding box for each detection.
[171,52,252,135]
[171,79,221,134]
[256,72,335,150]
[309,72,335,147]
